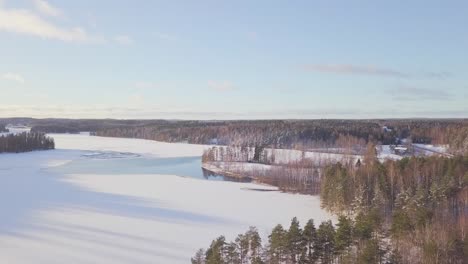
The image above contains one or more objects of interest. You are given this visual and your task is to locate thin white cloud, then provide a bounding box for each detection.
[134,81,157,89]
[0,6,101,43]
[1,72,25,84]
[33,0,62,18]
[301,64,409,78]
[114,35,134,45]
[208,80,235,92]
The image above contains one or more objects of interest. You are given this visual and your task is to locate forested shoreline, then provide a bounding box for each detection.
[201,145,334,194]
[194,152,467,263]
[4,118,466,154]
[93,119,468,154]
[0,132,55,153]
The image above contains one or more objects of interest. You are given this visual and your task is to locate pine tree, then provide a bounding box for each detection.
[287,217,304,263]
[235,233,249,264]
[354,212,373,241]
[316,221,336,264]
[224,242,241,264]
[302,219,317,263]
[191,248,206,264]
[247,226,262,261]
[268,224,287,264]
[205,236,226,264]
[357,239,381,264]
[335,215,353,256]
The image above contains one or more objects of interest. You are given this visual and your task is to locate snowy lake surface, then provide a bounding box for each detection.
[0,134,335,264]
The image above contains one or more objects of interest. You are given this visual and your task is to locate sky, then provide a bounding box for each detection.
[0,0,467,119]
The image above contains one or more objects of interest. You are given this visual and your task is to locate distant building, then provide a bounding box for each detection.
[382,126,393,132]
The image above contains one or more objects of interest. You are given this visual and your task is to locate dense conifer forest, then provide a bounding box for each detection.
[0,132,55,153]
[194,153,468,264]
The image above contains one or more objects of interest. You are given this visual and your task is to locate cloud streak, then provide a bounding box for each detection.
[33,0,63,18]
[301,64,409,78]
[0,5,100,43]
[1,72,25,83]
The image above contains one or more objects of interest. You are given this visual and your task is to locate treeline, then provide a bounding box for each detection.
[0,124,7,132]
[94,119,468,153]
[3,118,467,153]
[95,120,387,149]
[319,153,467,263]
[0,132,55,153]
[0,118,163,134]
[193,216,403,264]
[28,119,161,134]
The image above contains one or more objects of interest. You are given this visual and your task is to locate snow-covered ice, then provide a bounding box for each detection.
[0,134,335,264]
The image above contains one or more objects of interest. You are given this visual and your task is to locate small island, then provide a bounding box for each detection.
[0,131,55,153]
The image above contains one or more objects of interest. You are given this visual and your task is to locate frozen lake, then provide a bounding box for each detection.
[0,134,334,263]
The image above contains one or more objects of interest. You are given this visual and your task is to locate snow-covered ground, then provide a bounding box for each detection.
[377,145,405,161]
[413,144,450,156]
[0,125,31,136]
[0,134,335,264]
[210,145,360,166]
[269,148,359,165]
[377,144,450,161]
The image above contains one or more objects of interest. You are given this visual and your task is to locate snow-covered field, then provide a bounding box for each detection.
[0,134,334,264]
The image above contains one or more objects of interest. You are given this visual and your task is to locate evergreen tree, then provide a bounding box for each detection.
[224,242,241,264]
[302,219,317,263]
[235,233,249,264]
[287,217,304,263]
[246,226,262,261]
[335,215,353,254]
[357,239,382,264]
[191,248,205,264]
[316,220,336,264]
[354,212,374,241]
[390,209,413,238]
[205,236,226,264]
[268,224,287,264]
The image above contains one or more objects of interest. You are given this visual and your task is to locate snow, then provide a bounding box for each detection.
[204,161,273,173]
[4,125,31,135]
[413,144,449,155]
[377,144,450,161]
[377,145,403,161]
[269,148,359,165]
[211,145,360,166]
[51,133,208,158]
[0,134,335,264]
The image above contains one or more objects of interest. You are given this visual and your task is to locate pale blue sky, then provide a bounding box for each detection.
[1,0,467,119]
